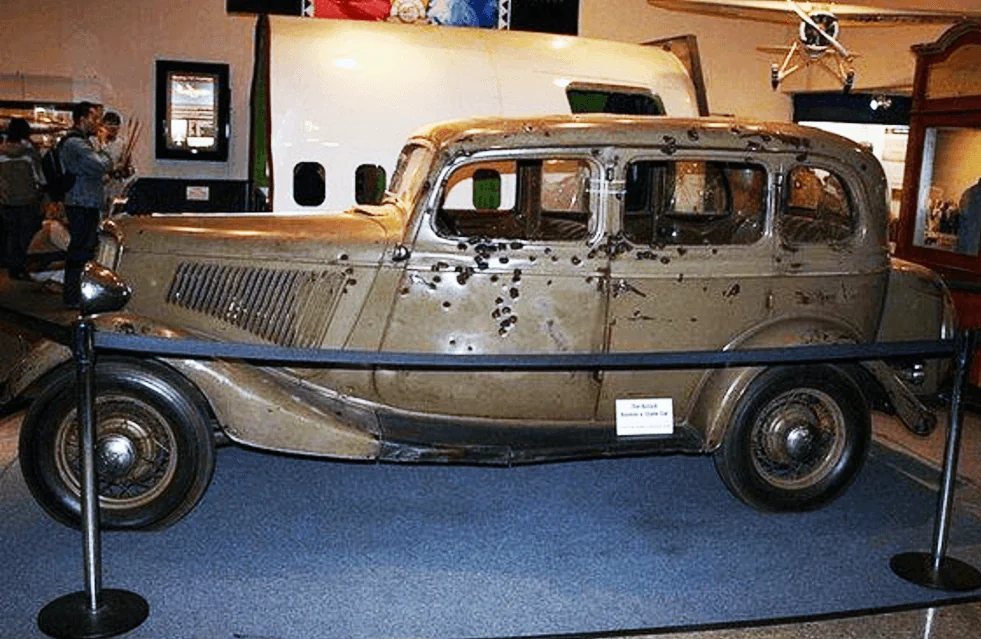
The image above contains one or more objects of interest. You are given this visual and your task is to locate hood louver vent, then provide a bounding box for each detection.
[166,262,345,347]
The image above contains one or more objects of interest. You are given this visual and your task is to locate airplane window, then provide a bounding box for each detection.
[567,87,665,116]
[293,162,326,207]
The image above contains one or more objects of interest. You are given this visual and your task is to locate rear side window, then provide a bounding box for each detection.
[435,157,595,242]
[567,86,665,115]
[780,167,855,244]
[623,160,766,245]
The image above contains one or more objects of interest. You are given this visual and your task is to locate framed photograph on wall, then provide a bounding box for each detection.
[156,60,230,162]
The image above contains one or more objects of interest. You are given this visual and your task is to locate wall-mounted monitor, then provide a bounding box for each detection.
[156,60,230,162]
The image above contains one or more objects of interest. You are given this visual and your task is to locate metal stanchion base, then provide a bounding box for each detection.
[38,589,149,639]
[891,552,981,592]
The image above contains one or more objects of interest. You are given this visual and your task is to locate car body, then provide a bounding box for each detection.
[1,115,955,529]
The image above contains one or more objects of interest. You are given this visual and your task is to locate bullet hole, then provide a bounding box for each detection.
[661,135,678,155]
[477,262,489,270]
[636,251,658,260]
[467,346,474,352]
[551,256,559,262]
[433,275,441,283]
[571,256,582,266]
[677,247,687,256]
[449,339,457,346]
[347,279,357,286]
[458,242,468,251]
[586,276,594,284]
[436,261,449,271]
[544,247,552,254]
[528,255,537,262]
[796,153,808,163]
[400,287,410,296]
[677,273,684,282]
[502,306,512,315]
[690,317,698,322]
[724,283,741,298]
[340,254,349,261]
[510,241,524,250]
[456,267,474,285]
[660,256,671,265]
[495,297,504,305]
[492,309,502,319]
[711,248,719,255]
[588,250,597,259]
[443,301,452,309]
[509,287,520,299]
[746,141,762,152]
[687,129,700,141]
[760,134,772,143]
[489,275,499,284]
[546,279,553,286]
[499,256,509,265]
[633,309,641,317]
[702,286,709,293]
[499,328,508,336]
[512,269,522,282]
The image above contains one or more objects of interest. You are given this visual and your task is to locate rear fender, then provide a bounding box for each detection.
[689,316,927,451]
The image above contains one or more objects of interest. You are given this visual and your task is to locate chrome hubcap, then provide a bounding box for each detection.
[751,388,846,490]
[97,434,138,479]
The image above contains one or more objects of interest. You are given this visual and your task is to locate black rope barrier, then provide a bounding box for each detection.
[32,317,979,638]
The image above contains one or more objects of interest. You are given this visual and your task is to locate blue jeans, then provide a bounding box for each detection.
[64,205,100,304]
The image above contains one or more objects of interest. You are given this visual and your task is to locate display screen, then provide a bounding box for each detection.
[912,126,981,256]
[166,72,219,153]
[156,60,229,162]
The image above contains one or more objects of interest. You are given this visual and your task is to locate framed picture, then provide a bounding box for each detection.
[155,60,230,162]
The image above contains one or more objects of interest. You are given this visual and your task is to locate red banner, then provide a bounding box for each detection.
[314,0,392,20]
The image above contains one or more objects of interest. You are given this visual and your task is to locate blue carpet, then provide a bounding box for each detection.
[1,444,980,639]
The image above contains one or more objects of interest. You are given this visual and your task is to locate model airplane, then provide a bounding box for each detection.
[759,1,855,92]
[647,1,981,91]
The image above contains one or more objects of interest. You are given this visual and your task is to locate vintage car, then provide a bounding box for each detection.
[0,115,955,530]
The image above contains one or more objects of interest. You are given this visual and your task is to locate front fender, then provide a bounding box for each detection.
[11,312,383,460]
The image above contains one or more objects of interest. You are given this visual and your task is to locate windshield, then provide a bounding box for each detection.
[387,142,435,206]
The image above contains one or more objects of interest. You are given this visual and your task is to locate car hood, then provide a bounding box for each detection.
[105,207,405,261]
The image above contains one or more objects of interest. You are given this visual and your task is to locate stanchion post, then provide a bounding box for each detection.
[36,315,148,638]
[891,328,981,592]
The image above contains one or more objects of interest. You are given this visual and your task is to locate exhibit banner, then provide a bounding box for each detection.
[229,1,581,32]
[308,1,503,27]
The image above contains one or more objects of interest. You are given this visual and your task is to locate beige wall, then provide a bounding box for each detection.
[580,0,953,121]
[0,0,966,182]
[0,0,255,181]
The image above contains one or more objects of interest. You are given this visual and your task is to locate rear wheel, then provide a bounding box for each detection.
[19,358,215,530]
[714,365,870,512]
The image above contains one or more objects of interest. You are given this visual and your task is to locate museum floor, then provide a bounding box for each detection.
[2,407,981,639]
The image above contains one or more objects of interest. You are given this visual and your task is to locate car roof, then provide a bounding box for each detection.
[408,114,873,164]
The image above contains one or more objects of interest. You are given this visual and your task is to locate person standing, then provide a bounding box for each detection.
[958,178,981,256]
[60,101,112,307]
[0,118,44,279]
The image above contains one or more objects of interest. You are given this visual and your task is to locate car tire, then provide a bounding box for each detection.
[19,357,216,530]
[713,364,870,512]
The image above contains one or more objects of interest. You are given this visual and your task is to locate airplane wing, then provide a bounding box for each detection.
[647,1,981,25]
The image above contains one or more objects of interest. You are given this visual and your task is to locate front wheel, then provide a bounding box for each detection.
[714,365,870,512]
[19,358,216,530]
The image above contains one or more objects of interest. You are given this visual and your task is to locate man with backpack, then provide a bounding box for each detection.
[58,102,112,307]
[0,118,44,280]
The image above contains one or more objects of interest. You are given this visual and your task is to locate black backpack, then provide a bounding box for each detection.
[41,130,84,201]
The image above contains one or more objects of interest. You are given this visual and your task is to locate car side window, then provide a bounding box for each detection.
[623,160,766,245]
[435,158,593,241]
[780,166,855,244]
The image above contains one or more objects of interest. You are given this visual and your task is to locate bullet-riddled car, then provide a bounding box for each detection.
[5,115,954,530]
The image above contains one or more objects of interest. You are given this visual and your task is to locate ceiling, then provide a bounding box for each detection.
[646,1,981,25]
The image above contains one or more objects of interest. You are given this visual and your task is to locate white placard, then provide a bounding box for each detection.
[616,398,674,436]
[186,186,210,201]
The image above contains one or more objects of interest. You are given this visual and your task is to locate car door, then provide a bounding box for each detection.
[375,150,610,444]
[597,153,774,435]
